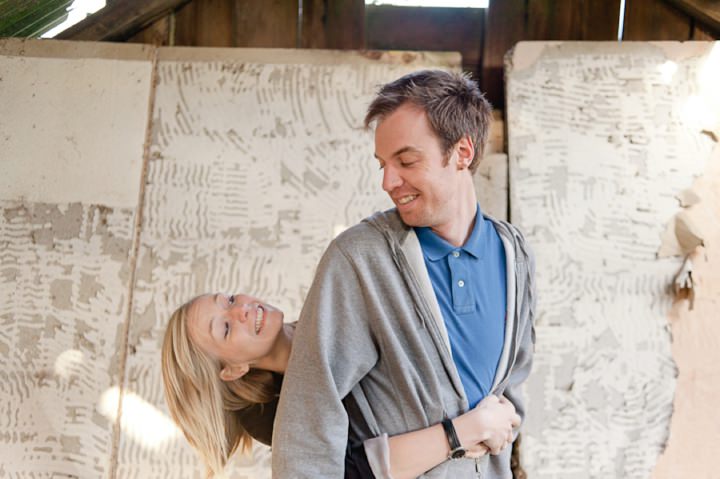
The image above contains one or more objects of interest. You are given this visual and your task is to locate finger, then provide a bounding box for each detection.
[465,444,489,458]
[511,413,521,427]
[465,445,487,458]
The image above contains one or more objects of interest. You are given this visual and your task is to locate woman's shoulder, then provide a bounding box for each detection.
[236,373,283,446]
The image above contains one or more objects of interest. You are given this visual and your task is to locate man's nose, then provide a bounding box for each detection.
[382,165,402,192]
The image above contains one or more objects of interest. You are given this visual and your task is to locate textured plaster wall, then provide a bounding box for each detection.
[2,40,508,478]
[507,41,719,478]
[0,40,153,478]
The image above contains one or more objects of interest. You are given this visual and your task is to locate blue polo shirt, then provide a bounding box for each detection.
[415,205,506,408]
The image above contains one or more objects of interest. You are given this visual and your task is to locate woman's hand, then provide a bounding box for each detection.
[454,395,521,455]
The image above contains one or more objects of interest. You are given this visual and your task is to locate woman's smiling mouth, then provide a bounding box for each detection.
[254,305,265,334]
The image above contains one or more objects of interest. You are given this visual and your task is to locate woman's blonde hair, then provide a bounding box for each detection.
[161,295,276,477]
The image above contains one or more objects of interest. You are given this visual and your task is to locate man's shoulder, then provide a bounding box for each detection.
[484,215,534,263]
[332,208,406,250]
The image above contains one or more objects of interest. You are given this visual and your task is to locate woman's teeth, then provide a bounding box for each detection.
[255,306,264,334]
[398,195,417,205]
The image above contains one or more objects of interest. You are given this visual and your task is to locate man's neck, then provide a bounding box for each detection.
[430,189,478,247]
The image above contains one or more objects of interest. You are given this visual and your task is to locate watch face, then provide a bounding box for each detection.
[451,448,466,459]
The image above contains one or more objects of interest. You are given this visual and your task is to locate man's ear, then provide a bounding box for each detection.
[455,136,475,170]
[219,363,250,382]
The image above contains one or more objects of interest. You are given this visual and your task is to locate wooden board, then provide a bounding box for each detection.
[233,0,298,48]
[302,0,365,49]
[366,5,485,76]
[624,0,692,40]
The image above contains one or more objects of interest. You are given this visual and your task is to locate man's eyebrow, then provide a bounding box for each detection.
[375,146,422,161]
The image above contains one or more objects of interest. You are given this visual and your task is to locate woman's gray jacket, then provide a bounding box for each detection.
[272,208,536,479]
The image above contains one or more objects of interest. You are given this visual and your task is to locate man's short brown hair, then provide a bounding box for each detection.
[364,70,492,174]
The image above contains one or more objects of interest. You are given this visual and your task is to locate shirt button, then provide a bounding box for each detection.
[452,251,460,258]
[458,280,465,288]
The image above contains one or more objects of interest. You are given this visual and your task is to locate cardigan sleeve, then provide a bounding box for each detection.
[272,240,380,478]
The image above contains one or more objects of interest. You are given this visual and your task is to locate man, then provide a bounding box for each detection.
[272,70,535,478]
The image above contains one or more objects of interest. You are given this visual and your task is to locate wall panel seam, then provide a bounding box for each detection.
[107,45,161,479]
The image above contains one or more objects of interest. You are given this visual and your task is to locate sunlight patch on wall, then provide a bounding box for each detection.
[99,386,181,450]
[54,349,85,379]
[681,43,720,134]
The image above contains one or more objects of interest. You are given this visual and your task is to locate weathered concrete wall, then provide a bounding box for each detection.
[3,40,504,478]
[0,40,153,478]
[117,47,463,478]
[507,41,718,478]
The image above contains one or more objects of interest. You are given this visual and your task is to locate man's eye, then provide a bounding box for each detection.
[401,161,416,167]
[228,295,235,304]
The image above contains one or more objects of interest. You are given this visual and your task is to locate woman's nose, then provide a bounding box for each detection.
[230,302,250,322]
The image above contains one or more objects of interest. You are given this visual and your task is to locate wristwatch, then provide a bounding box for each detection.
[441,417,467,460]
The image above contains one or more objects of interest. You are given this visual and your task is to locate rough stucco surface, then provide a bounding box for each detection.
[0,201,136,479]
[2,40,506,477]
[0,48,151,208]
[0,40,152,478]
[507,41,718,478]
[112,51,470,477]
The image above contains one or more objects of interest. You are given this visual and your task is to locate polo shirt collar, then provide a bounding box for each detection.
[415,203,484,261]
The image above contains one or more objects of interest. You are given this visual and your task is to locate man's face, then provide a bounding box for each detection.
[374,103,466,231]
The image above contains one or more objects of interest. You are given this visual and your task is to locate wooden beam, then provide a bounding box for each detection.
[624,0,692,40]
[664,0,720,33]
[366,5,484,75]
[57,0,191,41]
[233,0,298,48]
[302,0,365,49]
[173,0,234,47]
[481,0,525,110]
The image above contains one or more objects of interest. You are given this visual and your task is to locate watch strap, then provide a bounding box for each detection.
[441,418,466,459]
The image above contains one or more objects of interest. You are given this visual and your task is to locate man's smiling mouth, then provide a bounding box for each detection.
[397,195,417,205]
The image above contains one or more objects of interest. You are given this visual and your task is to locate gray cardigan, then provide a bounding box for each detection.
[272,209,536,478]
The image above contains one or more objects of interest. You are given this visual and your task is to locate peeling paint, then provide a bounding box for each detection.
[651,145,720,479]
[507,41,717,479]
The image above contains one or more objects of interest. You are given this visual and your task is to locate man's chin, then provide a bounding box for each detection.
[397,209,424,228]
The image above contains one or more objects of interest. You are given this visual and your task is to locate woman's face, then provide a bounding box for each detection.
[187,293,284,369]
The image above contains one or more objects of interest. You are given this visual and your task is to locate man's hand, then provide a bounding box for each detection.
[464,443,489,458]
[455,394,521,455]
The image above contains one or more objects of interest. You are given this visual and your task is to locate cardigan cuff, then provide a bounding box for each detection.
[363,434,395,479]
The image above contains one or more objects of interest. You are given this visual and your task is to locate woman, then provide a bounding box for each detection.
[161,292,520,478]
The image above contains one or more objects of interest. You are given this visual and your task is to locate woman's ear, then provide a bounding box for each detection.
[219,363,250,382]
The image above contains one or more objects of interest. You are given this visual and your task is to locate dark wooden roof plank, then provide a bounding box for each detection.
[663,0,720,33]
[56,0,191,41]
